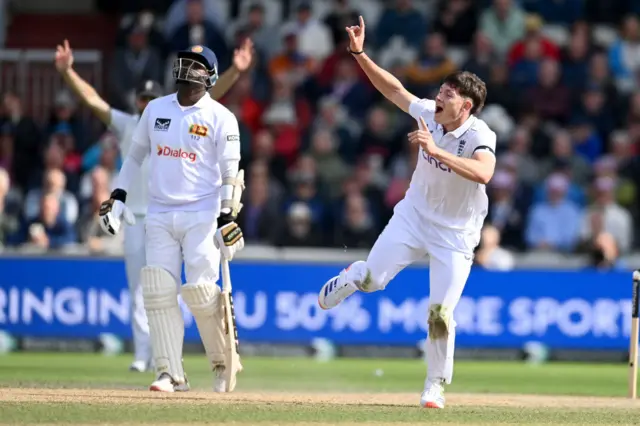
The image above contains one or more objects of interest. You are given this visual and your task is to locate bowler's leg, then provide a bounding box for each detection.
[421,243,473,408]
[123,217,151,372]
[318,200,425,309]
[179,211,240,392]
[143,213,186,392]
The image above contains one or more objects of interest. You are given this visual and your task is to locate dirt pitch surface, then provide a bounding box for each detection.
[1,387,638,409]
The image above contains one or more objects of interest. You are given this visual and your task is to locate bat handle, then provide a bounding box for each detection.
[221,258,232,293]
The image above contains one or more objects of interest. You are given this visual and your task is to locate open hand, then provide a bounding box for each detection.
[233,37,254,72]
[55,39,74,72]
[408,117,439,156]
[345,15,366,52]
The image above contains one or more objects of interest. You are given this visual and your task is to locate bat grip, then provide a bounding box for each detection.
[221,258,232,292]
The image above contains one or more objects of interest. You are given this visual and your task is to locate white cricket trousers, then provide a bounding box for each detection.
[144,210,220,286]
[351,198,479,385]
[123,216,151,364]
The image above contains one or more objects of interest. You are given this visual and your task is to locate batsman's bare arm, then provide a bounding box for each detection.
[346,16,417,113]
[55,40,111,125]
[209,38,254,101]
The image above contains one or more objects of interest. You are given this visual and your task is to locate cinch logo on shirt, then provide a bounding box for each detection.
[156,145,197,163]
[422,150,451,172]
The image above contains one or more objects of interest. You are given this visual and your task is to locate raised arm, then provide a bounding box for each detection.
[209,38,254,101]
[55,40,112,125]
[346,16,417,113]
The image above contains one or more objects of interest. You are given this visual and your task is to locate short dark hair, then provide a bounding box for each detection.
[443,71,487,115]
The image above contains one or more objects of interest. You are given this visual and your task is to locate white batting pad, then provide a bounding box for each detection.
[141,266,186,384]
[181,282,225,367]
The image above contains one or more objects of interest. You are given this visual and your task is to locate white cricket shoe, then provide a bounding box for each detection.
[318,271,356,310]
[129,360,149,373]
[213,362,243,392]
[420,379,446,409]
[149,373,190,392]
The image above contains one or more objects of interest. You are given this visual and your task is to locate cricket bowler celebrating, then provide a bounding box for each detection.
[54,39,252,374]
[318,17,497,409]
[97,44,245,393]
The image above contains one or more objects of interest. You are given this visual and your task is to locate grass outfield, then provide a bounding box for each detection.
[1,353,640,424]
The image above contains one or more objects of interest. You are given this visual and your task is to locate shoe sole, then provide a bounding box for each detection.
[149,385,174,392]
[422,401,444,409]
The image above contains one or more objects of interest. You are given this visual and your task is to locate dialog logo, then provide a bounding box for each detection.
[156,145,197,163]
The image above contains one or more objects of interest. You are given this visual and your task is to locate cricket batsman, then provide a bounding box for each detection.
[96,44,246,392]
[318,17,497,409]
[55,39,252,374]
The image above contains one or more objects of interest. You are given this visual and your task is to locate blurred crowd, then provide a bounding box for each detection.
[1,0,640,269]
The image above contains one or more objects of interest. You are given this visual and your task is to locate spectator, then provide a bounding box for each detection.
[485,64,519,114]
[585,51,619,108]
[0,91,43,191]
[221,74,264,135]
[309,96,358,163]
[592,156,637,212]
[479,0,526,58]
[231,3,279,59]
[516,107,553,159]
[581,176,633,254]
[78,165,111,207]
[269,29,315,85]
[283,1,333,63]
[168,0,229,67]
[308,128,350,199]
[284,155,327,227]
[375,0,427,50]
[405,32,457,97]
[356,106,399,168]
[116,9,166,54]
[486,169,529,250]
[540,129,590,186]
[0,168,20,247]
[587,232,625,270]
[0,122,12,171]
[569,115,604,164]
[500,127,538,185]
[47,125,83,191]
[274,201,323,247]
[321,57,372,120]
[584,0,629,24]
[334,192,377,248]
[22,193,77,250]
[24,168,79,224]
[236,177,280,244]
[110,25,163,111]
[509,37,544,90]
[561,26,592,90]
[77,188,123,254]
[433,0,478,47]
[463,32,497,83]
[608,15,640,93]
[163,0,224,39]
[323,0,360,47]
[475,224,515,270]
[574,84,615,142]
[525,173,582,252]
[507,14,560,67]
[527,59,571,123]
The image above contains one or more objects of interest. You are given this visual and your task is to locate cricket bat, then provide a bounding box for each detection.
[629,270,640,398]
[220,257,240,391]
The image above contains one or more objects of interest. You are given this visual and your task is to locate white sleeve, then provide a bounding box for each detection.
[408,98,436,125]
[471,129,497,157]
[217,112,241,201]
[109,109,133,141]
[115,108,150,193]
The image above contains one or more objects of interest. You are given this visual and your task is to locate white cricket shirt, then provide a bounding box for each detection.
[122,92,240,214]
[110,110,149,215]
[405,98,497,233]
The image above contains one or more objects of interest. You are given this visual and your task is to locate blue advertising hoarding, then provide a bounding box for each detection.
[0,257,633,350]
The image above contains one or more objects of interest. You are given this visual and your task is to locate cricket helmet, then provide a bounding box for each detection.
[173,45,219,88]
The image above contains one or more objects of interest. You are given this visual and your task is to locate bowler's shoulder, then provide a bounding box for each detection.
[467,117,497,145]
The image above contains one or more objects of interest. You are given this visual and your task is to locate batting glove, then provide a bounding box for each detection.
[215,209,244,261]
[99,189,135,236]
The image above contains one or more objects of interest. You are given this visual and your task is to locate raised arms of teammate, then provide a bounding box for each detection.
[55,40,111,125]
[209,38,254,101]
[346,16,417,113]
